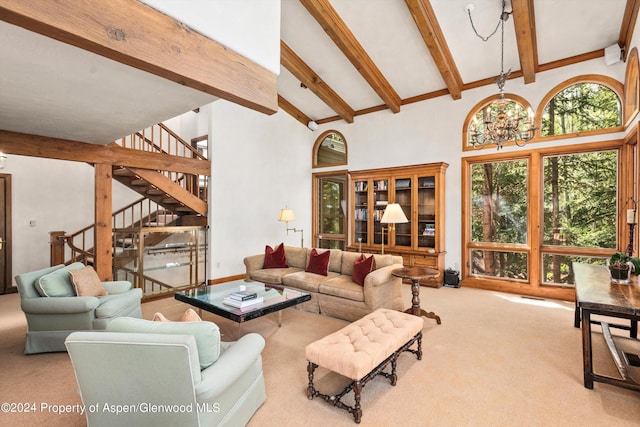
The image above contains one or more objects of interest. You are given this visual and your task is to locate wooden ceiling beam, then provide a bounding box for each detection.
[299,0,401,113]
[0,0,277,115]
[0,130,210,176]
[404,0,463,100]
[620,0,640,61]
[511,0,538,84]
[278,95,313,128]
[281,40,355,123]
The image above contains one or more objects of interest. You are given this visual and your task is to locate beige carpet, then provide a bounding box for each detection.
[2,285,640,426]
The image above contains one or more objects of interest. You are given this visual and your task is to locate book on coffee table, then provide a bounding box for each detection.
[223,296,263,309]
[228,290,258,301]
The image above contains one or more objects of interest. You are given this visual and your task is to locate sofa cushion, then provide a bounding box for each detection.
[352,254,376,286]
[263,243,288,269]
[107,317,220,370]
[69,266,108,297]
[306,248,330,276]
[373,254,400,268]
[251,267,303,285]
[319,275,366,302]
[327,249,343,273]
[35,263,85,297]
[282,270,340,293]
[285,246,308,269]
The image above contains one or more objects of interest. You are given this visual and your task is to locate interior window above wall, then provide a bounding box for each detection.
[313,130,347,167]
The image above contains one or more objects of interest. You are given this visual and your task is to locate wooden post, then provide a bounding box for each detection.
[49,231,65,266]
[94,164,113,281]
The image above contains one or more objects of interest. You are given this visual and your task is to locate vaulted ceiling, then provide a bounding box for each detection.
[0,0,638,146]
[278,0,638,127]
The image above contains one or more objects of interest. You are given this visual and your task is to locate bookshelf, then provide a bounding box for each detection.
[348,163,448,286]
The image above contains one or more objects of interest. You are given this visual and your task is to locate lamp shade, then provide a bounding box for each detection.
[380,203,408,224]
[278,208,295,222]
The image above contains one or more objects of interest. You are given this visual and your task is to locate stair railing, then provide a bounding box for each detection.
[115,123,208,202]
[53,198,176,266]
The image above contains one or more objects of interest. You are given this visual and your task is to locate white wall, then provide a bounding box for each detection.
[204,101,313,279]
[312,56,626,272]
[4,156,140,283]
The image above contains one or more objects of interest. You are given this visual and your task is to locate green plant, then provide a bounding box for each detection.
[609,252,640,275]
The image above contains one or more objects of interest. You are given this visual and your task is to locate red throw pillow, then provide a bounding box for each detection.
[306,248,330,276]
[352,254,376,286]
[263,243,288,269]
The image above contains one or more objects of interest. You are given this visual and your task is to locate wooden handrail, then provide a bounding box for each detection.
[55,198,177,266]
[116,122,206,160]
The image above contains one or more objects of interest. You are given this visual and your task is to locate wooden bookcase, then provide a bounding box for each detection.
[348,162,448,287]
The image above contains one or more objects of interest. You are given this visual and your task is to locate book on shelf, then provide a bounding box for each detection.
[223,296,264,308]
[228,290,258,301]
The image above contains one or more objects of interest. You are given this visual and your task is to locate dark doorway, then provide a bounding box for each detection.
[0,174,13,294]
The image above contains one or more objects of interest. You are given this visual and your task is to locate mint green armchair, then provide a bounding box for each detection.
[15,263,142,354]
[65,319,266,426]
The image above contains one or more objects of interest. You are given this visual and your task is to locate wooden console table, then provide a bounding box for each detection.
[574,262,640,391]
[392,266,441,324]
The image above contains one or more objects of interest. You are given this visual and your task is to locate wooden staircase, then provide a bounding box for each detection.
[112,166,207,219]
[55,122,209,267]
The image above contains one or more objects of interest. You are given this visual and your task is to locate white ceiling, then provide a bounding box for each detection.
[0,0,631,144]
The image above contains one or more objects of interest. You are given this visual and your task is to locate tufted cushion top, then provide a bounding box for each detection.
[305,308,423,380]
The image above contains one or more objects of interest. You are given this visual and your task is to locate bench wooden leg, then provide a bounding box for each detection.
[307,362,318,400]
[353,381,363,424]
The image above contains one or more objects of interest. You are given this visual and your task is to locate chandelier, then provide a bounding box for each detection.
[466,1,537,150]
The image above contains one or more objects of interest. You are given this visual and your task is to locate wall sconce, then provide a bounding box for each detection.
[380,203,408,254]
[278,206,304,248]
[0,153,7,169]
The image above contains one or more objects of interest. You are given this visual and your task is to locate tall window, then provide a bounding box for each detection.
[470,159,529,280]
[541,151,617,285]
[313,172,347,249]
[463,142,623,298]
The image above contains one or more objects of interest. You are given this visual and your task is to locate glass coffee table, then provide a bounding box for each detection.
[175,279,311,326]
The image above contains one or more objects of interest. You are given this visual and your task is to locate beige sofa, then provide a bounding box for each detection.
[243,246,403,322]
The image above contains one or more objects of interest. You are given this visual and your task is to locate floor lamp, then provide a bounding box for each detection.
[380,203,408,254]
[278,207,304,248]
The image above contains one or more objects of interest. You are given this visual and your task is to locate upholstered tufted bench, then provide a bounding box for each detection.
[305,308,423,423]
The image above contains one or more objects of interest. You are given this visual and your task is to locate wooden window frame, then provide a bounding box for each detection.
[461,139,628,301]
[536,74,624,141]
[312,130,348,168]
[462,93,536,152]
[312,170,348,249]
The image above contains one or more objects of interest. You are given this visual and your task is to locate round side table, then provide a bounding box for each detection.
[392,266,441,324]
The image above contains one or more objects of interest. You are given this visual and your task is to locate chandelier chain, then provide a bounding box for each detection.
[466,10,501,42]
[465,0,538,150]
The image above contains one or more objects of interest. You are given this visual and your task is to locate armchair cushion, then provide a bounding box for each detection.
[94,289,143,319]
[69,266,108,297]
[106,317,221,369]
[35,263,84,297]
[101,281,133,294]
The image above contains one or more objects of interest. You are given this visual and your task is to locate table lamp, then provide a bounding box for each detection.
[380,203,408,254]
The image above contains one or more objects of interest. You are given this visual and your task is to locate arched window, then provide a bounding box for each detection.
[313,130,347,167]
[463,94,534,151]
[538,76,623,138]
